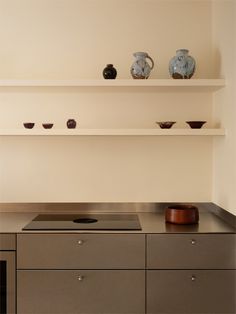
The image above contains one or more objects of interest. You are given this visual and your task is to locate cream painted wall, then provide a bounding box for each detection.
[0,0,213,79]
[212,0,236,215]
[0,0,214,202]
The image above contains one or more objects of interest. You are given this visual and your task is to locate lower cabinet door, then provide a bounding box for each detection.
[147,270,236,314]
[18,270,145,314]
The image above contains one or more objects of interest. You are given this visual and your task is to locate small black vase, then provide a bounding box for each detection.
[67,119,76,129]
[103,64,117,79]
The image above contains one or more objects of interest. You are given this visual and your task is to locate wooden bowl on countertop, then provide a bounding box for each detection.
[165,204,199,224]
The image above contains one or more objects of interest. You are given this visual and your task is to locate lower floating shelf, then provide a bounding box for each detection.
[0,129,225,136]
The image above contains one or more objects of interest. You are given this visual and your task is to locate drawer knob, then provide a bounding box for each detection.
[77,275,84,281]
[191,275,196,281]
[77,240,84,245]
[191,239,196,245]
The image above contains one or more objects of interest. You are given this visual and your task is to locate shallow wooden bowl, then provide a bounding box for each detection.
[165,204,199,224]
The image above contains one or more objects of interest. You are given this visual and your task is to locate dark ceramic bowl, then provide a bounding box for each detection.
[186,121,206,129]
[42,123,53,129]
[165,204,199,225]
[156,121,176,129]
[23,122,35,129]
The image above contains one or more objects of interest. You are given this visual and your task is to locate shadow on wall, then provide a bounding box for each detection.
[212,47,222,78]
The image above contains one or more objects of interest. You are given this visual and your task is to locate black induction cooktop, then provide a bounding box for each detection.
[22,214,141,230]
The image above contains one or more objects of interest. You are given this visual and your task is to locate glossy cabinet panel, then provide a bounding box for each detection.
[18,270,145,314]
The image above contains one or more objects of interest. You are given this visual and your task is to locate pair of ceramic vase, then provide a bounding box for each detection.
[103,49,195,79]
[102,55,154,79]
[130,49,195,79]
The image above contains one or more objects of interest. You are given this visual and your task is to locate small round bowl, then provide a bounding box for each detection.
[42,123,53,129]
[23,122,35,129]
[186,121,206,129]
[165,204,199,225]
[156,121,176,129]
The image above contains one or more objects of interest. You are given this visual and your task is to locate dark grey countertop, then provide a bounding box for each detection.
[0,203,235,233]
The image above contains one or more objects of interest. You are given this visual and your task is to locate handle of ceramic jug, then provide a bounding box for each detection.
[147,55,154,69]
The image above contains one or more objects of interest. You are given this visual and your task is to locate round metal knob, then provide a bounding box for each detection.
[191,275,196,281]
[191,239,196,245]
[77,240,84,245]
[77,275,84,281]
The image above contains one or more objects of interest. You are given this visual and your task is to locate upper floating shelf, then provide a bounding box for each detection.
[0,79,225,91]
[0,129,225,136]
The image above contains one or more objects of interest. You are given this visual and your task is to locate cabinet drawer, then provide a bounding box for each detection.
[147,270,236,314]
[147,234,236,269]
[17,234,145,269]
[18,270,145,314]
[0,234,16,250]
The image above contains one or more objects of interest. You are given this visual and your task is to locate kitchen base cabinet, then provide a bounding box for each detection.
[0,234,16,314]
[147,270,236,314]
[147,234,236,269]
[17,270,145,314]
[16,231,236,314]
[17,234,145,269]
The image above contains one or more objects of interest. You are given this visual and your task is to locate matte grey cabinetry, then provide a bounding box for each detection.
[0,234,15,250]
[17,233,145,269]
[147,270,236,314]
[147,234,236,269]
[17,233,236,314]
[17,234,145,314]
[0,234,16,314]
[18,270,145,314]
[146,234,236,314]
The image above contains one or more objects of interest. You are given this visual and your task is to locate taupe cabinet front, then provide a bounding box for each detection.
[17,233,145,269]
[147,234,236,269]
[18,270,145,314]
[0,234,16,314]
[147,234,236,314]
[17,234,145,314]
[17,233,236,314]
[147,270,236,314]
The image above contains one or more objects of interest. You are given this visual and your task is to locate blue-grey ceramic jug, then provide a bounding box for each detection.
[169,49,195,79]
[131,52,154,79]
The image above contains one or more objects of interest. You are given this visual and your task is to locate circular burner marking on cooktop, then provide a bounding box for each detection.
[73,218,98,224]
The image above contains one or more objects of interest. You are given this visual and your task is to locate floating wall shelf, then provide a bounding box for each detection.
[0,79,225,91]
[0,129,225,136]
